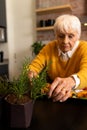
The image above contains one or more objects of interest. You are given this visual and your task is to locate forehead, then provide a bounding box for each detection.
[58,29,77,36]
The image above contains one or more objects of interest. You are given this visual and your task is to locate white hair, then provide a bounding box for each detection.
[54,14,81,39]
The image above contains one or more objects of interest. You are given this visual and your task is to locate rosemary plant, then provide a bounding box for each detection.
[9,57,30,100]
[4,56,51,102]
[30,62,51,100]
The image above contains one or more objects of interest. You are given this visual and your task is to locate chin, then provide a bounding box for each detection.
[63,48,70,53]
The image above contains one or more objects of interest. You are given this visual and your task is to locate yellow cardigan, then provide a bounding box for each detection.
[29,40,87,89]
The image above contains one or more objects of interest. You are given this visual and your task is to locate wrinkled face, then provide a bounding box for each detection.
[57,30,79,53]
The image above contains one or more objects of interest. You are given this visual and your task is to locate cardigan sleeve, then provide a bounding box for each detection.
[75,41,87,89]
[29,41,54,74]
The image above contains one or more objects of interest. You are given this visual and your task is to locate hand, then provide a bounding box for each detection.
[28,70,38,81]
[48,77,75,102]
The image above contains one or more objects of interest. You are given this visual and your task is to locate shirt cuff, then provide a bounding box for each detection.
[71,74,80,89]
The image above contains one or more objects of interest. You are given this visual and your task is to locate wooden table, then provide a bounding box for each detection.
[1,97,87,130]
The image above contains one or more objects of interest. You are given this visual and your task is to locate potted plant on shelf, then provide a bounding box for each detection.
[32,41,45,55]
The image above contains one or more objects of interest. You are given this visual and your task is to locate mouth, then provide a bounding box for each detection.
[62,45,69,48]
[61,45,69,52]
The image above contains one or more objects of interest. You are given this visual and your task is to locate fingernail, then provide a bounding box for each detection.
[48,95,50,99]
[53,99,56,102]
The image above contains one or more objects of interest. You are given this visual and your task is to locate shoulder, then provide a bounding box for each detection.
[40,40,58,54]
[45,40,58,49]
[79,40,87,48]
[77,40,87,54]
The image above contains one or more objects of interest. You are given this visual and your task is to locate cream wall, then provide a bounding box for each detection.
[5,0,36,80]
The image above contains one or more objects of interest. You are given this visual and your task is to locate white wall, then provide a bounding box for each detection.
[6,0,36,80]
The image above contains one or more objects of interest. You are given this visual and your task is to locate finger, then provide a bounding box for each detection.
[62,88,66,95]
[52,84,64,98]
[28,71,34,81]
[52,88,66,101]
[48,79,59,98]
[53,93,63,102]
[33,71,38,77]
[28,71,38,81]
[52,90,71,102]
[59,91,71,102]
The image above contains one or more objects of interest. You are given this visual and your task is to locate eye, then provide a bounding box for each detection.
[58,34,65,39]
[68,34,74,39]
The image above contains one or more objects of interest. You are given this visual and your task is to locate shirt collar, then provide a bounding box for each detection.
[58,41,79,58]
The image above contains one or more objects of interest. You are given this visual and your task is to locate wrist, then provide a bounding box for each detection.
[69,76,76,89]
[71,75,80,89]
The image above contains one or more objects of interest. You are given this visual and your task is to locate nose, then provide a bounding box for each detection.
[63,36,69,44]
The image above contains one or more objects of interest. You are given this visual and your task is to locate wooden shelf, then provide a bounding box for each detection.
[36,26,54,31]
[0,59,8,65]
[36,4,72,14]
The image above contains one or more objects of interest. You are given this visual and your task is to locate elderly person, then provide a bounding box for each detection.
[28,14,87,102]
